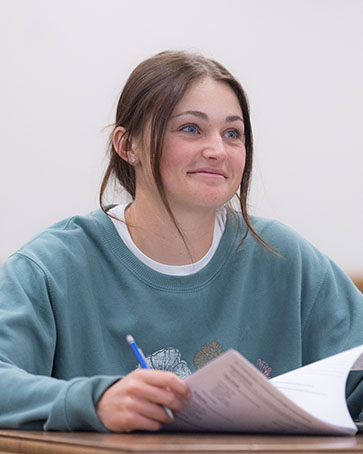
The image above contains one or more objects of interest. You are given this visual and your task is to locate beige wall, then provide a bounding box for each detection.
[1,0,362,274]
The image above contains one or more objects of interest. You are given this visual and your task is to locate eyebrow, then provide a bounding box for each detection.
[173,110,244,123]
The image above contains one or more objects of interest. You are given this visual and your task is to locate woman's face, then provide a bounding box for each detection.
[135,78,246,215]
[161,78,246,213]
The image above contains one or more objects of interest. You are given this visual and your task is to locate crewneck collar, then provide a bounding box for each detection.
[91,208,242,291]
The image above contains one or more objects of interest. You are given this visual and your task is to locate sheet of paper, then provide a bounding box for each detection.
[270,345,363,429]
[167,346,363,434]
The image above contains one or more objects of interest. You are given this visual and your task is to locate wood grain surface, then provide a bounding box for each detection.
[0,430,362,454]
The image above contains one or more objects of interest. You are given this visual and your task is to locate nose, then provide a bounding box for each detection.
[201,133,226,161]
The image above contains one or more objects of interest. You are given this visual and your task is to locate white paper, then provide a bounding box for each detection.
[167,345,363,435]
[270,346,363,429]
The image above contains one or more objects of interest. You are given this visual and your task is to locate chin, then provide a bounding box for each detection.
[168,189,234,213]
[189,197,231,211]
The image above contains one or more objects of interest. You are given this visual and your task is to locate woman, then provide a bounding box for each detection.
[0,51,362,433]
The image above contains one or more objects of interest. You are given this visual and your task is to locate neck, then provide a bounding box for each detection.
[125,198,217,266]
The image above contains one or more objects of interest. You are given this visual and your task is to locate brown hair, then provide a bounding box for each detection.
[100,50,269,249]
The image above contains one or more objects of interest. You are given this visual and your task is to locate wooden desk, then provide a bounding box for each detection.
[351,276,363,293]
[0,431,362,454]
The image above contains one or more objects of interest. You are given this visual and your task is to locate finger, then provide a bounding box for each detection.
[127,381,184,413]
[109,397,172,432]
[127,396,174,424]
[134,370,190,398]
[110,409,162,433]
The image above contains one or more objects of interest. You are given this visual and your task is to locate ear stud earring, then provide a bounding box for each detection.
[130,157,136,164]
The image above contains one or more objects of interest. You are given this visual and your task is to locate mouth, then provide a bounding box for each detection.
[187,168,227,179]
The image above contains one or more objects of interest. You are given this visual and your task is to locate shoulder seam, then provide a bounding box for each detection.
[13,252,54,310]
[301,262,330,335]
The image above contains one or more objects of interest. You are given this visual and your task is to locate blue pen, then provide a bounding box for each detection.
[126,335,174,421]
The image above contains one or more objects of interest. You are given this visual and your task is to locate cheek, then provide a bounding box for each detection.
[241,154,247,175]
[233,149,247,179]
[161,140,191,173]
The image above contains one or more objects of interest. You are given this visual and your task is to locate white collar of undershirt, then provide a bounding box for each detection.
[108,204,227,276]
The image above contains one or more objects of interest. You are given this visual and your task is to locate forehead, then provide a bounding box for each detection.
[172,78,242,117]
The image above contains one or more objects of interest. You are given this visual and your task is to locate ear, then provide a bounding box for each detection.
[113,126,137,164]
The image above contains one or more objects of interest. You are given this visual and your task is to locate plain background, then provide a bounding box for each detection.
[0,0,362,275]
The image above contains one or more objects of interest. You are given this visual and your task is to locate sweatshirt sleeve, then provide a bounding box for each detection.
[301,257,363,363]
[301,254,363,421]
[0,254,120,431]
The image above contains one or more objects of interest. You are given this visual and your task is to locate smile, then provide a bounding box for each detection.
[187,168,227,179]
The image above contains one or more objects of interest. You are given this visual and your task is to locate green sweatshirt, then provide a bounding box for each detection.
[0,209,363,431]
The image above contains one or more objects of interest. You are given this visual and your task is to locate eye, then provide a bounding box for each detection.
[180,124,200,134]
[224,129,242,140]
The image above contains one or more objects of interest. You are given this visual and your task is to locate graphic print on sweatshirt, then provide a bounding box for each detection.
[139,342,272,379]
[142,347,192,379]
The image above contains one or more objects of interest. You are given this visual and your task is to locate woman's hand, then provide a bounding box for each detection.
[95,369,191,432]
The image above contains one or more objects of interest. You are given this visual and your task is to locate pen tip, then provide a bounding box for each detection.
[126,334,134,345]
